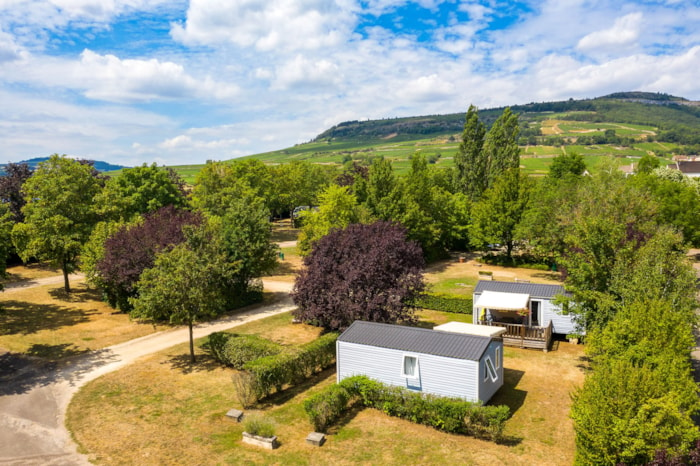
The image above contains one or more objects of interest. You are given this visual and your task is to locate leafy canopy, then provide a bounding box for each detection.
[12,155,101,292]
[292,221,425,331]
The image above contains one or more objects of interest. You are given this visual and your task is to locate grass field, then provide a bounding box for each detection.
[67,309,584,466]
[0,276,163,360]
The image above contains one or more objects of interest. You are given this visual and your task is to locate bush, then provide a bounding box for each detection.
[239,332,339,403]
[304,375,509,441]
[232,371,259,408]
[206,332,282,369]
[415,292,473,314]
[243,414,276,438]
[303,383,354,432]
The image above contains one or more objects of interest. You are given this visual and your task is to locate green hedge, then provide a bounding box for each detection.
[239,332,339,403]
[206,332,282,369]
[415,292,473,314]
[304,375,509,441]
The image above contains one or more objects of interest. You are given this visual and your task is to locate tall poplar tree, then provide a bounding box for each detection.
[454,105,487,201]
[484,107,520,188]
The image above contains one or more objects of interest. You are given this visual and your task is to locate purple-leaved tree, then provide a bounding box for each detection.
[96,206,202,311]
[292,221,425,331]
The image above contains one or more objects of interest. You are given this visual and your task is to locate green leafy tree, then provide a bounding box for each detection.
[548,152,586,179]
[383,154,470,259]
[12,155,101,292]
[130,222,237,363]
[268,161,334,217]
[636,154,662,174]
[297,185,369,255]
[469,168,532,258]
[192,161,255,217]
[364,157,396,218]
[216,194,279,304]
[484,107,520,188]
[631,172,700,247]
[571,355,699,465]
[454,105,487,200]
[95,163,187,222]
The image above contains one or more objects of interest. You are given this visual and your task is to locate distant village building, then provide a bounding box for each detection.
[667,159,700,178]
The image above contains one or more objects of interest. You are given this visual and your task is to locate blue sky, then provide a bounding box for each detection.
[1,0,699,166]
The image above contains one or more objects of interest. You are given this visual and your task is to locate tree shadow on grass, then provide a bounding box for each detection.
[165,352,223,374]
[490,368,527,418]
[0,300,91,336]
[48,286,104,303]
[265,261,298,277]
[258,367,336,408]
[26,343,90,359]
[0,347,119,396]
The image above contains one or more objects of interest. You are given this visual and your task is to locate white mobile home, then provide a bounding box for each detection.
[472,280,578,350]
[336,321,505,404]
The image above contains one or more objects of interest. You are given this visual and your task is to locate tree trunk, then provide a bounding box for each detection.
[62,260,71,293]
[189,321,196,363]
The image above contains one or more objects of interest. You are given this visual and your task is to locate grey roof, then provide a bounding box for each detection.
[337,321,492,361]
[668,161,700,174]
[474,280,570,299]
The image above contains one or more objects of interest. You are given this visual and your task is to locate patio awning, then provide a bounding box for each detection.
[475,290,530,311]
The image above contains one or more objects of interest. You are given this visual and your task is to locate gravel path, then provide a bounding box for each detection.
[0,279,295,465]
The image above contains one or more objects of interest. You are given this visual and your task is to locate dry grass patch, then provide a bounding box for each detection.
[265,246,303,283]
[0,279,162,359]
[68,311,585,465]
[424,254,561,297]
[2,263,61,283]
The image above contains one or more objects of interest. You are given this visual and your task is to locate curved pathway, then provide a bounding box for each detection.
[0,280,295,465]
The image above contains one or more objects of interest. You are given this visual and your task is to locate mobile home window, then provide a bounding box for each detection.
[402,355,419,378]
[495,347,501,369]
[484,356,498,382]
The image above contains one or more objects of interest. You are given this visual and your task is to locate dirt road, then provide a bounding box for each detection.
[0,279,295,465]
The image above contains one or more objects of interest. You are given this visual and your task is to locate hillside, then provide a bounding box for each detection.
[312,92,700,142]
[228,92,699,177]
[0,157,128,175]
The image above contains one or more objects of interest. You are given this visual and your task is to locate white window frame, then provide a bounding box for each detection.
[484,356,498,383]
[495,347,501,370]
[401,354,419,379]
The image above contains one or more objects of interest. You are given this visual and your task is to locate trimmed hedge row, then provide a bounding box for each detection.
[415,292,473,314]
[206,332,282,369]
[233,332,339,406]
[304,375,510,441]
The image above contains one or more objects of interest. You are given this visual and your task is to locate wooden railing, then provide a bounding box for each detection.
[489,321,553,352]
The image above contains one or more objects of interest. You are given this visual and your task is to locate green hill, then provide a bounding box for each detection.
[169,92,700,181]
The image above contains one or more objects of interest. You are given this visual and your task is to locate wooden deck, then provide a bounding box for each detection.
[490,321,553,352]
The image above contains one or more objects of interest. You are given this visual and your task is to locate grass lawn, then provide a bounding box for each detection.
[67,310,585,465]
[0,278,163,360]
[425,254,561,296]
[2,263,62,283]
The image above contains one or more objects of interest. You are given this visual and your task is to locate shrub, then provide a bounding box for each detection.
[303,383,354,432]
[243,414,276,438]
[206,332,282,369]
[232,371,259,408]
[415,292,473,314]
[304,375,510,441]
[238,332,339,403]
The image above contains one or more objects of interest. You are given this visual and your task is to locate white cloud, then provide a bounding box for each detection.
[577,12,643,54]
[270,55,341,90]
[171,0,356,52]
[396,74,456,102]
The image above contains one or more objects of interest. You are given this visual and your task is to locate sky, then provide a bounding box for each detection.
[1,0,699,167]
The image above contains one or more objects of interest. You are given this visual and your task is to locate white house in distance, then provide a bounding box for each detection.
[336,320,505,404]
[472,280,578,351]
